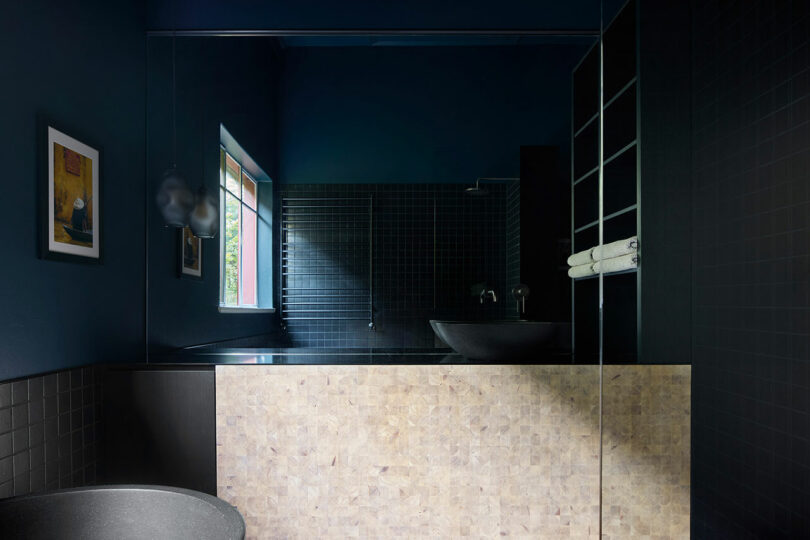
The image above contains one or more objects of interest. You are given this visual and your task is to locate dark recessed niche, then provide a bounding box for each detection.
[603,208,637,244]
[573,119,599,180]
[603,82,636,158]
[574,171,599,229]
[603,271,637,364]
[603,145,637,217]
[572,43,600,132]
[603,0,637,102]
[573,277,599,364]
[574,226,599,255]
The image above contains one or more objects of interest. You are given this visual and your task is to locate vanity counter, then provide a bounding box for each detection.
[149,347,573,365]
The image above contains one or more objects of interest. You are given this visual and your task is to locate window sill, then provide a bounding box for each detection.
[218,306,276,314]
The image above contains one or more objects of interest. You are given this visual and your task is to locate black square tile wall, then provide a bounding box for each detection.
[434,183,512,323]
[691,1,810,537]
[506,181,521,292]
[0,367,102,498]
[280,183,518,348]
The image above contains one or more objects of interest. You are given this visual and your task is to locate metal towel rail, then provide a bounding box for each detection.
[280,197,373,324]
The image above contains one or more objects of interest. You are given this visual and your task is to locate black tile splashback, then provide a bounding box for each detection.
[279,183,520,348]
[506,180,522,302]
[691,1,810,537]
[0,367,102,499]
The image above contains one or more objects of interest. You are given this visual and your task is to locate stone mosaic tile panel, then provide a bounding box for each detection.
[216,365,601,539]
[601,365,691,539]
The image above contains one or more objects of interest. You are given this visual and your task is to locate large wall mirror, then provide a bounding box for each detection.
[145,31,600,357]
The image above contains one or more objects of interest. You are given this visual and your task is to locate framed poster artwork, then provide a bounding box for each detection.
[179,226,203,279]
[39,117,102,263]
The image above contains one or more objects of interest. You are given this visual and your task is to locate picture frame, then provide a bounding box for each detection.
[38,116,102,263]
[178,226,203,280]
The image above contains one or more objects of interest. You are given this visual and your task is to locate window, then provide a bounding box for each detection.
[220,148,258,307]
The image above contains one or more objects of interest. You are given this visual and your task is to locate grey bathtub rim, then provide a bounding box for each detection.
[0,484,245,540]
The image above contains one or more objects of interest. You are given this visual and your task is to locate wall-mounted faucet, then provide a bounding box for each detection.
[512,284,530,317]
[480,289,498,304]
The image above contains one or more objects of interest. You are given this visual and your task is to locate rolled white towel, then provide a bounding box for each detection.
[593,252,639,274]
[568,262,596,278]
[567,247,595,267]
[593,236,638,261]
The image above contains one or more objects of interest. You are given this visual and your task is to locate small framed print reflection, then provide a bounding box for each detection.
[178,226,203,280]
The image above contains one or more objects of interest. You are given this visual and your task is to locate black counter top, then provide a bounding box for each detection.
[149,347,574,365]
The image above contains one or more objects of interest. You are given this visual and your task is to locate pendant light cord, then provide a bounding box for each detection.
[171,0,177,169]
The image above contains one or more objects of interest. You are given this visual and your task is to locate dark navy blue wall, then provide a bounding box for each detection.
[279,45,589,183]
[0,0,146,381]
[146,37,280,353]
[146,0,600,31]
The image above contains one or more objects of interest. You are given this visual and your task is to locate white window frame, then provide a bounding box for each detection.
[219,147,267,311]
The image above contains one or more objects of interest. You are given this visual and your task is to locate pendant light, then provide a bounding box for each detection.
[189,186,219,238]
[156,22,194,228]
[189,98,219,238]
[156,167,194,227]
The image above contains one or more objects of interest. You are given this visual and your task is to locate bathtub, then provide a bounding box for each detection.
[0,485,245,540]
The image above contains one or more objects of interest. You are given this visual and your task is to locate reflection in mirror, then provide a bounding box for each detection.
[146,33,599,358]
[147,36,280,351]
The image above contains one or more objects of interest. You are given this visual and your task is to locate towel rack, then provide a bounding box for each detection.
[280,197,373,324]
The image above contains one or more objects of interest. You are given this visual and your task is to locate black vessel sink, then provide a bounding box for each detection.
[429,320,570,361]
[0,485,245,540]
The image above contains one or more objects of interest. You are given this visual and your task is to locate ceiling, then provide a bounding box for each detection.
[147,0,602,32]
[277,35,599,48]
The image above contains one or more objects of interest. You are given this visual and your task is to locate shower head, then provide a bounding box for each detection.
[463,177,519,196]
[464,178,490,196]
[464,185,489,196]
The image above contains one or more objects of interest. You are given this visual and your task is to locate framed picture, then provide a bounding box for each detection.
[178,226,203,279]
[38,117,102,263]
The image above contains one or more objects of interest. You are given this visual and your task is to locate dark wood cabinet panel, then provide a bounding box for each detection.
[102,367,216,495]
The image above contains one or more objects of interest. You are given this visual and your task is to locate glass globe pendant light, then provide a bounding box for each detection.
[189,186,219,238]
[156,167,194,227]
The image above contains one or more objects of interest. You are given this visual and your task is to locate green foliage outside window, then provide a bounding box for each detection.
[224,192,240,305]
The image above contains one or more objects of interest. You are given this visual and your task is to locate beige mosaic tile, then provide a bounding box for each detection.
[601,365,691,540]
[216,364,690,539]
[216,365,601,539]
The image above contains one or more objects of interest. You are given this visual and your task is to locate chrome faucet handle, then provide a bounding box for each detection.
[512,284,530,298]
[512,284,529,316]
[479,289,497,303]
